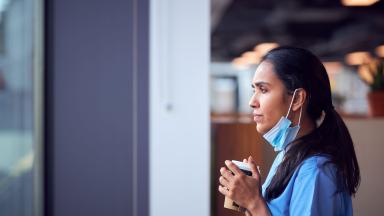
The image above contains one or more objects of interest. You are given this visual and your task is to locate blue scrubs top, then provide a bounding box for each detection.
[262,151,353,216]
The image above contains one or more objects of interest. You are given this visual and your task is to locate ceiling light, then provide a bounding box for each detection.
[241,51,261,64]
[341,0,379,6]
[253,43,279,57]
[345,51,372,65]
[375,45,384,57]
[232,57,250,70]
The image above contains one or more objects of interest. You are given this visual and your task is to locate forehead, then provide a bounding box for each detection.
[252,61,280,84]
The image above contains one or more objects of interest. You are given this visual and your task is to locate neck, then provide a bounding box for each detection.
[296,114,316,139]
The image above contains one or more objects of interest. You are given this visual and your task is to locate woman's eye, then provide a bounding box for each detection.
[252,87,267,94]
[259,87,267,93]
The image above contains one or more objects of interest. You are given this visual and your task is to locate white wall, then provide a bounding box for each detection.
[345,118,384,216]
[149,1,210,216]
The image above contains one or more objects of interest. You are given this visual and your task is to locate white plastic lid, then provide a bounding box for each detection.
[231,160,251,172]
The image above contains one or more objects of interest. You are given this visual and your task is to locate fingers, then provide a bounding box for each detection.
[225,160,243,176]
[248,156,261,180]
[219,175,230,188]
[243,158,248,163]
[218,167,233,197]
[220,167,234,181]
[218,185,229,196]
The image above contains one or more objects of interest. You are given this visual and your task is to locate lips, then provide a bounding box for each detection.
[253,113,263,122]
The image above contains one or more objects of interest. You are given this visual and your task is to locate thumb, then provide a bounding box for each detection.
[248,156,260,180]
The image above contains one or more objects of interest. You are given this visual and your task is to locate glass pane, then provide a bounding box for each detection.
[0,0,43,215]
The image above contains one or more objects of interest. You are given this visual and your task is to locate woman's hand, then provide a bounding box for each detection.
[218,156,270,216]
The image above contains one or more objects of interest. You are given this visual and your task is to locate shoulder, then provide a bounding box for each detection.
[290,155,340,197]
[289,155,351,215]
[295,155,338,181]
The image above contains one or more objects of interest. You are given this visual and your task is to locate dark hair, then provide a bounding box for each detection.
[261,46,360,201]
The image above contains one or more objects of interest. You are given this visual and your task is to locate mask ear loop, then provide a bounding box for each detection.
[285,89,303,126]
[297,106,303,126]
[285,89,299,118]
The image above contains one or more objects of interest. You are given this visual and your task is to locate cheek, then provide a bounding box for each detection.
[257,111,276,134]
[257,95,286,134]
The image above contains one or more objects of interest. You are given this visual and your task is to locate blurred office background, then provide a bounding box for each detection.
[0,0,383,216]
[210,0,384,216]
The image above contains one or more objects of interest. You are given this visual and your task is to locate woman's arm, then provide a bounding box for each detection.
[246,197,271,216]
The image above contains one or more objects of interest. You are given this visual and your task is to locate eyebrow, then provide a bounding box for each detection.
[251,81,270,88]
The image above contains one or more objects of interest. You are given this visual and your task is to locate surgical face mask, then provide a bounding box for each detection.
[263,89,302,152]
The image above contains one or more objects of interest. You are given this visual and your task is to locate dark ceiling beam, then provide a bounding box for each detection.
[211,0,384,61]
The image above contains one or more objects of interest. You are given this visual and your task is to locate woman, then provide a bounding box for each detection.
[218,46,360,215]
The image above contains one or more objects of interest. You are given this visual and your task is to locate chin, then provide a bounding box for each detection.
[256,124,267,135]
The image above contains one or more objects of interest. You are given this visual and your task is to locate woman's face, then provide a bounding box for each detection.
[249,61,293,134]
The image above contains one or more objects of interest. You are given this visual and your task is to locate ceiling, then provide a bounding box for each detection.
[211,0,384,62]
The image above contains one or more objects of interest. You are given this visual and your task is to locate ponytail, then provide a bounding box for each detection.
[318,108,360,195]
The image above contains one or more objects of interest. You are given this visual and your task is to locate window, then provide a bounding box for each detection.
[0,0,43,215]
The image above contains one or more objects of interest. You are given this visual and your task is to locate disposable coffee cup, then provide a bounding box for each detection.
[223,160,252,212]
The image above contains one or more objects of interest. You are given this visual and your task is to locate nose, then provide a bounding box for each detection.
[249,93,259,109]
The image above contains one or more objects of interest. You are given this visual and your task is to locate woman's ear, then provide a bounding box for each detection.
[292,88,306,112]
